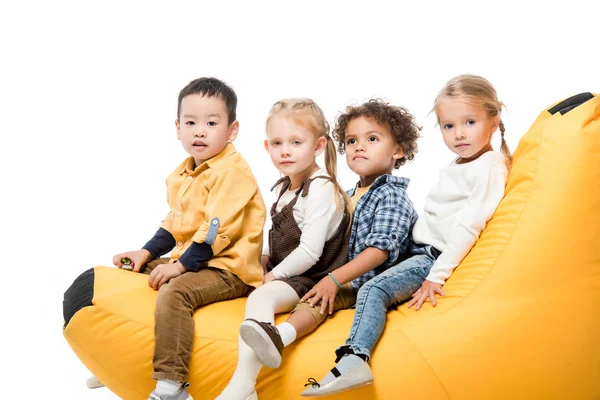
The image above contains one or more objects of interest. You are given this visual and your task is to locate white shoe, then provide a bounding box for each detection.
[86,375,105,389]
[301,363,373,397]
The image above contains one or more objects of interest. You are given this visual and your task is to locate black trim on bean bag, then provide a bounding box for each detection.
[548,92,594,115]
[63,267,95,328]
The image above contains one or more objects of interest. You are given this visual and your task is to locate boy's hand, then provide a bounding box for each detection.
[407,280,445,311]
[263,271,275,284]
[261,255,270,274]
[148,261,187,290]
[301,275,340,315]
[113,249,151,273]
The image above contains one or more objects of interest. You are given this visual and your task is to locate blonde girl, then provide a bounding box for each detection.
[217,99,352,400]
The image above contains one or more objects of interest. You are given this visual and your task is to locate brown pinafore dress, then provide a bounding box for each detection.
[266,175,350,298]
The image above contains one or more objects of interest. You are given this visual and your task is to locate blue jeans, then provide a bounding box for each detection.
[339,245,440,360]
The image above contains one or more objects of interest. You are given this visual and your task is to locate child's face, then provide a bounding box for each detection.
[176,94,238,166]
[344,116,403,182]
[265,114,325,181]
[436,99,499,163]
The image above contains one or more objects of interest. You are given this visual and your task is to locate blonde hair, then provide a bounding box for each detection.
[266,98,353,221]
[433,74,512,167]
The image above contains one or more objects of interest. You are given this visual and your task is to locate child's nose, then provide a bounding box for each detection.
[280,144,291,156]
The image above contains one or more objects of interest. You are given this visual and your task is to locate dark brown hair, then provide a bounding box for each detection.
[177,77,237,124]
[332,99,421,168]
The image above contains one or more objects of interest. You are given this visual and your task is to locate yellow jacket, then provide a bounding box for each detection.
[161,143,266,287]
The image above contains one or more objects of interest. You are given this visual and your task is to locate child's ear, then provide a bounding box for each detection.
[392,146,404,160]
[492,117,500,132]
[264,139,269,152]
[314,136,327,156]
[175,119,181,140]
[228,120,240,142]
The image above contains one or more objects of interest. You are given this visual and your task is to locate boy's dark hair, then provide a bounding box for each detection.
[332,99,421,168]
[177,77,237,124]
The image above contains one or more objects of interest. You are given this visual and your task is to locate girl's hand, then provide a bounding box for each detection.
[148,261,186,290]
[263,271,275,283]
[113,249,151,273]
[301,275,340,315]
[407,280,445,311]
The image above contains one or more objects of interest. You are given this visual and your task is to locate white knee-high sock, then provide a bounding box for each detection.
[218,336,262,398]
[218,281,300,399]
[276,322,297,347]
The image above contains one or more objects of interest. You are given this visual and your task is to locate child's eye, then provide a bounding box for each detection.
[346,138,356,145]
[208,121,217,127]
[368,136,378,142]
[443,123,453,130]
[185,121,195,126]
[292,140,302,146]
[466,119,475,126]
[271,141,281,146]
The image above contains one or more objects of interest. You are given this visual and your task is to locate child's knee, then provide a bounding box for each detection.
[290,302,324,325]
[155,282,184,314]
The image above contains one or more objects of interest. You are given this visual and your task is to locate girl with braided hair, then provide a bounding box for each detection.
[217,98,352,400]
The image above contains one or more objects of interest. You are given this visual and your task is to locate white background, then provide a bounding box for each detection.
[0,1,597,399]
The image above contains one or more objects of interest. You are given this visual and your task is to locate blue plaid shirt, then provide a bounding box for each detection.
[349,175,418,291]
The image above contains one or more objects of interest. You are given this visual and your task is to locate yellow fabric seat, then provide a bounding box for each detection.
[63,93,600,399]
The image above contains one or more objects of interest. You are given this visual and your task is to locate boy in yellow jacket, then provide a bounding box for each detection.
[104,77,266,400]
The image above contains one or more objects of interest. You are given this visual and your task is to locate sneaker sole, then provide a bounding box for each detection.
[301,379,373,397]
[240,320,282,368]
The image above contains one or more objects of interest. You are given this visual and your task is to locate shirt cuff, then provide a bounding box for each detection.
[364,231,400,253]
[178,242,214,272]
[142,227,176,259]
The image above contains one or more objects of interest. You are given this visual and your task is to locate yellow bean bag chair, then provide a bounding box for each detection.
[63,93,600,400]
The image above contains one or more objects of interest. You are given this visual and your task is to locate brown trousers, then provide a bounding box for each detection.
[142,258,251,381]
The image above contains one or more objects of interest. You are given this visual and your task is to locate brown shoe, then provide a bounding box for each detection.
[240,318,284,368]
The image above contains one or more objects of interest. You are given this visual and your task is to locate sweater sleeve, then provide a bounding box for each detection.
[271,181,344,279]
[142,227,176,259]
[426,161,507,284]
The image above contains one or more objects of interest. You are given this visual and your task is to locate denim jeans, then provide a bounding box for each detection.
[341,245,440,360]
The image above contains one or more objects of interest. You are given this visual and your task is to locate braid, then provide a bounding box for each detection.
[324,134,353,235]
[498,120,513,169]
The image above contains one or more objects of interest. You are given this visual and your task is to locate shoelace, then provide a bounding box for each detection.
[304,378,320,388]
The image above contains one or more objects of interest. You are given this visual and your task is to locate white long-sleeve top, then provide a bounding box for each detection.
[412,151,508,284]
[263,169,345,279]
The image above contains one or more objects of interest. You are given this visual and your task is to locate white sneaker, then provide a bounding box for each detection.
[301,362,374,397]
[86,375,105,389]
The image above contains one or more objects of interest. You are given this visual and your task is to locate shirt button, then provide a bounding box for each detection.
[178,241,183,247]
[212,220,218,225]
[187,176,193,181]
[176,211,182,216]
